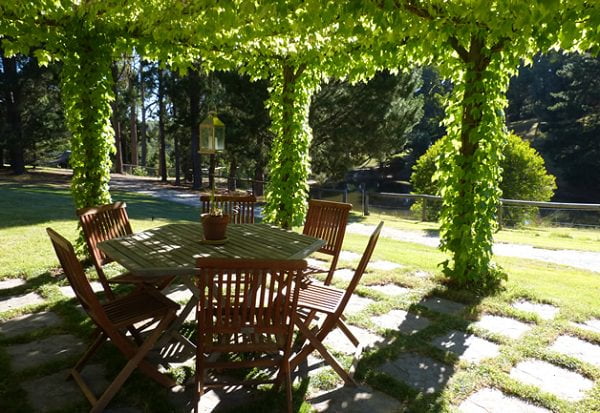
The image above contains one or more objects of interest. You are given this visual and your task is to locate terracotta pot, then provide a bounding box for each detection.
[201,213,229,240]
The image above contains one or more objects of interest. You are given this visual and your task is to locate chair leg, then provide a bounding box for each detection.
[156,283,198,350]
[336,319,359,347]
[293,319,357,386]
[323,264,337,286]
[72,331,107,373]
[93,313,177,412]
[283,360,293,413]
[194,349,205,413]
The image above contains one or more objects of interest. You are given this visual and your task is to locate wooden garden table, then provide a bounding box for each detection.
[97,223,325,350]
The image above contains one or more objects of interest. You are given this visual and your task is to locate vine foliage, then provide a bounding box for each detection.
[60,19,116,210]
[263,62,320,229]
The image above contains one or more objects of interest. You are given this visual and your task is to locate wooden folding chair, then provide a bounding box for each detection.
[302,199,353,285]
[77,202,175,299]
[200,194,257,224]
[194,258,306,413]
[46,228,179,413]
[291,221,383,386]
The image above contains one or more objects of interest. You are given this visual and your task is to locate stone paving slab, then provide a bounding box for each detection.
[323,325,384,354]
[421,297,466,315]
[510,359,593,401]
[371,309,431,334]
[369,261,403,271]
[332,268,355,281]
[431,330,500,363]
[339,251,361,262]
[512,300,559,320]
[550,335,600,367]
[378,352,454,394]
[306,258,328,269]
[21,364,108,412]
[6,334,85,372]
[0,291,45,313]
[169,381,263,413]
[345,295,373,315]
[474,315,532,339]
[0,278,26,290]
[571,318,600,334]
[308,385,404,412]
[412,270,431,278]
[368,284,410,296]
[59,281,104,299]
[0,311,62,338]
[164,283,194,303]
[458,388,551,413]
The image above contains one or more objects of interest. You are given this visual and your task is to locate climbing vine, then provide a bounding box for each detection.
[60,20,116,209]
[435,41,516,290]
[263,62,321,228]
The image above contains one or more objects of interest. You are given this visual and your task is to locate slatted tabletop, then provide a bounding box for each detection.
[98,223,325,278]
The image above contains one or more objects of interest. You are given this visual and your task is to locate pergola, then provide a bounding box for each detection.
[2,0,597,290]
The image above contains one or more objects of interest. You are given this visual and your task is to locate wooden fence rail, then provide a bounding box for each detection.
[377,192,600,227]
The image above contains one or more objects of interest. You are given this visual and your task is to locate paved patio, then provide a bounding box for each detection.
[2,249,599,412]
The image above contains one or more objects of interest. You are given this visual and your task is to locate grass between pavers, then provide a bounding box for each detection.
[1,176,600,412]
[335,231,600,412]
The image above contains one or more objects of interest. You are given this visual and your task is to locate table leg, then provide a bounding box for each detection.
[157,278,200,352]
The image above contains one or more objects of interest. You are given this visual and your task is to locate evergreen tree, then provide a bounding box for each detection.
[309,70,423,182]
[541,53,600,201]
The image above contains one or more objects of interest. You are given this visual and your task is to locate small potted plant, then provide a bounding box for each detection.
[201,188,229,241]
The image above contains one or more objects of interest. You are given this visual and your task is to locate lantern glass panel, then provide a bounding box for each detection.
[215,126,225,151]
[199,125,214,153]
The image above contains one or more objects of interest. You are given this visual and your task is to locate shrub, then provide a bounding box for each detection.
[410,133,556,225]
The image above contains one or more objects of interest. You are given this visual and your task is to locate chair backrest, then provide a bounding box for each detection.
[46,228,105,320]
[77,202,133,268]
[195,258,306,347]
[200,194,257,224]
[302,199,352,257]
[336,221,383,315]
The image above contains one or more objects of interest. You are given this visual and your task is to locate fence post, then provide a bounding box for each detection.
[497,202,503,229]
[360,184,370,216]
[421,198,427,221]
[342,189,348,203]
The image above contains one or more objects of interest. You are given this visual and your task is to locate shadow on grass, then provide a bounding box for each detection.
[0,183,198,230]
[355,287,488,412]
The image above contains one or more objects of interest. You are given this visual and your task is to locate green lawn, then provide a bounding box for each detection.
[355,211,600,252]
[1,174,599,412]
[0,180,199,279]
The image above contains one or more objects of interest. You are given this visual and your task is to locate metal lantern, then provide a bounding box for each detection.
[199,112,225,154]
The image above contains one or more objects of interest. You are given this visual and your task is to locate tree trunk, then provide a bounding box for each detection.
[1,54,26,174]
[140,60,147,167]
[158,67,167,182]
[209,154,216,189]
[228,157,237,191]
[111,62,124,174]
[128,65,138,167]
[174,132,181,185]
[253,134,265,196]
[189,69,202,189]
